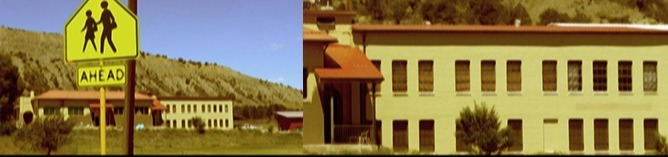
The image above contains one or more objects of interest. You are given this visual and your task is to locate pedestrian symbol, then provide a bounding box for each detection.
[65,0,138,63]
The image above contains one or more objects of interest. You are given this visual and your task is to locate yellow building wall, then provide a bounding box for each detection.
[35,99,154,128]
[304,43,325,145]
[360,32,668,155]
[161,100,234,130]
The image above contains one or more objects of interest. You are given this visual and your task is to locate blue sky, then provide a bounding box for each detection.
[0,0,303,90]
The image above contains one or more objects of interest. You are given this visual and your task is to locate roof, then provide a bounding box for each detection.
[34,90,153,101]
[314,44,383,81]
[352,24,668,34]
[276,111,303,118]
[89,104,114,108]
[152,99,166,110]
[303,28,337,43]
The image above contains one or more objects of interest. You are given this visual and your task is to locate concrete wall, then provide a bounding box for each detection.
[358,31,668,154]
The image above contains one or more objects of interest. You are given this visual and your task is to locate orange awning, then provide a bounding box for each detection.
[315,44,383,82]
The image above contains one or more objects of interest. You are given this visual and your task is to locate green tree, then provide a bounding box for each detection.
[14,114,75,155]
[539,8,573,25]
[655,132,668,155]
[455,102,512,155]
[190,117,206,134]
[0,53,22,122]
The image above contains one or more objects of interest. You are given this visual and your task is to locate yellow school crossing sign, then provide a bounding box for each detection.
[65,0,139,63]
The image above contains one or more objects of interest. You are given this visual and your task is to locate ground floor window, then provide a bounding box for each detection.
[569,119,584,151]
[619,119,634,151]
[44,107,60,115]
[393,120,408,152]
[645,119,658,150]
[508,119,523,151]
[68,107,84,115]
[594,119,609,151]
[419,120,434,153]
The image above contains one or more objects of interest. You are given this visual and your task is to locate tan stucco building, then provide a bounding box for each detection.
[24,90,164,128]
[303,10,668,155]
[160,97,234,130]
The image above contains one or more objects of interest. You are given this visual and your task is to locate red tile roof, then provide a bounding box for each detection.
[352,25,668,34]
[315,44,383,81]
[304,28,337,42]
[152,99,166,110]
[35,90,153,101]
[89,104,114,108]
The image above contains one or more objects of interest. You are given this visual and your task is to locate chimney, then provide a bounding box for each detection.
[515,19,521,28]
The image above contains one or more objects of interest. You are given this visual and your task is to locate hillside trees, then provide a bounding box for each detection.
[0,53,23,122]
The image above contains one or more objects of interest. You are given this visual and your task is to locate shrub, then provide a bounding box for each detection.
[456,101,512,155]
[14,114,75,155]
[0,122,17,135]
[190,117,206,134]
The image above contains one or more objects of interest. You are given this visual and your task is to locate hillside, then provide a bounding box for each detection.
[337,0,668,25]
[0,26,302,111]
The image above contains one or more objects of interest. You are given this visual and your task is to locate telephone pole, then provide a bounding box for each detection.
[124,0,137,155]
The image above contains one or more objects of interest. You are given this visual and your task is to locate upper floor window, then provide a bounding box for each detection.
[568,61,583,92]
[507,61,522,92]
[418,60,434,92]
[644,61,658,92]
[455,60,470,92]
[392,61,408,93]
[593,61,608,92]
[542,60,557,92]
[618,61,633,92]
[481,60,496,92]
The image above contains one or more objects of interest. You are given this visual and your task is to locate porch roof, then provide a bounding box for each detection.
[314,44,383,82]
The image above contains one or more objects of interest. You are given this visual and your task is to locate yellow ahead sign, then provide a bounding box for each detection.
[77,65,126,86]
[65,0,139,63]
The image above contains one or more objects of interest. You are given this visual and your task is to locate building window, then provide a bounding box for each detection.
[225,119,229,128]
[507,61,522,92]
[392,61,407,93]
[393,120,408,152]
[202,105,206,113]
[214,119,218,128]
[455,60,470,92]
[44,107,60,115]
[207,119,212,128]
[219,119,223,128]
[419,120,434,153]
[594,119,609,151]
[166,120,171,128]
[645,119,658,150]
[213,105,217,113]
[181,105,185,113]
[181,120,186,129]
[188,105,192,113]
[508,120,523,151]
[456,124,467,152]
[371,60,381,92]
[619,61,633,92]
[225,105,228,113]
[593,61,608,92]
[543,60,557,92]
[194,105,197,113]
[165,105,170,113]
[481,60,496,92]
[113,107,124,115]
[644,61,658,92]
[569,119,584,151]
[303,68,307,98]
[68,107,84,116]
[208,105,212,113]
[619,119,634,150]
[173,120,176,128]
[219,105,223,113]
[172,105,176,113]
[135,107,149,115]
[418,60,434,92]
[568,61,583,92]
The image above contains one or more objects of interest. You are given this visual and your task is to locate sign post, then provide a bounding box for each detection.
[64,0,139,155]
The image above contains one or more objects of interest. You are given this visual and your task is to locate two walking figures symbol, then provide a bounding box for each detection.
[82,1,117,54]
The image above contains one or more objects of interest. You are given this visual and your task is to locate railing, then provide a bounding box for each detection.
[333,124,372,144]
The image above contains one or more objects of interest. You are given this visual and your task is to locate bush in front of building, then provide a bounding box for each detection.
[13,114,75,155]
[190,117,206,134]
[656,132,668,155]
[0,121,17,136]
[455,102,513,155]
